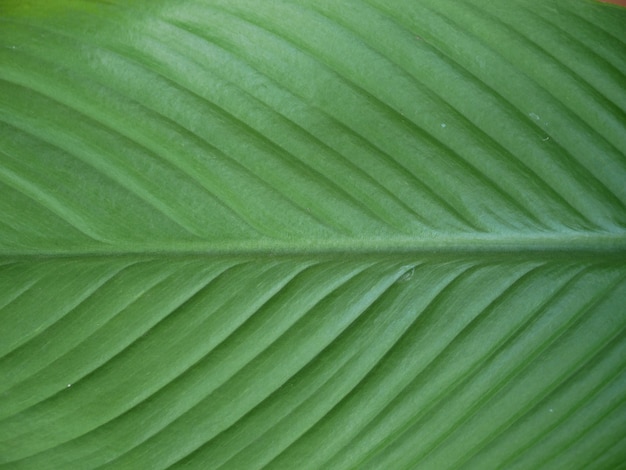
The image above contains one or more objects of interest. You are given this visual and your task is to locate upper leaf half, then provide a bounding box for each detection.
[1,0,625,255]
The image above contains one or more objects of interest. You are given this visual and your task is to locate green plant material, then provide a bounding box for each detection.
[1,0,625,468]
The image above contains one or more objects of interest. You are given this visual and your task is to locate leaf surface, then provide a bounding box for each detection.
[0,0,625,468]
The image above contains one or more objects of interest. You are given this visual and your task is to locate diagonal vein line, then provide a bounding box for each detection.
[162,10,495,233]
[0,273,42,312]
[0,260,18,268]
[2,19,319,238]
[19,23,354,236]
[411,0,626,211]
[328,263,567,468]
[4,266,306,466]
[0,44,272,238]
[0,260,147,397]
[214,1,588,229]
[406,269,626,469]
[129,19,431,234]
[204,262,428,470]
[170,29,472,231]
[363,0,626,219]
[68,261,365,469]
[153,15,482,233]
[97,54,374,236]
[290,0,569,230]
[489,329,626,470]
[164,262,416,470]
[0,263,181,420]
[320,0,597,229]
[568,6,626,49]
[0,108,206,241]
[6,261,317,466]
[265,261,483,469]
[2,260,228,420]
[0,146,108,243]
[0,261,131,362]
[539,396,626,470]
[532,345,626,470]
[0,261,238,458]
[323,262,554,469]
[523,6,626,113]
[0,260,136,350]
[2,19,349,237]
[452,317,626,470]
[0,220,28,250]
[583,430,626,470]
[182,2,549,231]
[0,73,268,239]
[470,0,626,161]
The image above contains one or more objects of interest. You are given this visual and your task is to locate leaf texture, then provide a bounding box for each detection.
[0,0,625,469]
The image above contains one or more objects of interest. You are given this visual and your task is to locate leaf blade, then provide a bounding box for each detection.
[0,0,625,469]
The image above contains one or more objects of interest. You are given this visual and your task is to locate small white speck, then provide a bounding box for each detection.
[529,112,540,121]
[441,123,447,128]
[67,384,72,388]
[549,408,554,413]
[542,136,550,141]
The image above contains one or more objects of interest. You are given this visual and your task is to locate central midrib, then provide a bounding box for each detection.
[3,232,626,259]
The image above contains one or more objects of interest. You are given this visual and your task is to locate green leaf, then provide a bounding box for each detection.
[1,0,625,469]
